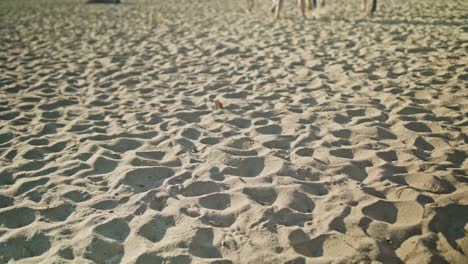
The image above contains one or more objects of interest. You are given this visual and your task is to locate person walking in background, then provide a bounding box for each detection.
[307,0,317,11]
[272,0,307,21]
[363,0,378,14]
[320,0,377,14]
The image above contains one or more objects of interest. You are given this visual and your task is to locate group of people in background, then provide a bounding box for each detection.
[247,0,378,20]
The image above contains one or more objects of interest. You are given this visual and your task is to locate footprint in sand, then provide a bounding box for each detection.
[119,167,174,192]
[84,235,124,264]
[0,207,36,228]
[41,203,75,222]
[243,187,278,206]
[138,215,175,243]
[0,234,51,262]
[94,218,130,242]
[188,228,222,259]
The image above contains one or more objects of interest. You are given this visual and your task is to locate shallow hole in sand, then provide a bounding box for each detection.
[138,216,175,242]
[362,200,423,225]
[94,218,130,242]
[0,233,51,261]
[121,167,174,192]
[243,187,277,206]
[182,181,221,197]
[199,193,231,210]
[0,207,36,228]
[42,203,74,222]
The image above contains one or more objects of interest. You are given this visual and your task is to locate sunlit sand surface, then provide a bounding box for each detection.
[0,0,467,263]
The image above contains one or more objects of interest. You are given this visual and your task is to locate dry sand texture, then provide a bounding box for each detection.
[0,0,468,263]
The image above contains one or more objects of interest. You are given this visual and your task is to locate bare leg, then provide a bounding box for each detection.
[298,0,306,18]
[370,0,377,14]
[362,0,368,11]
[275,0,283,19]
[307,0,313,11]
[246,0,254,13]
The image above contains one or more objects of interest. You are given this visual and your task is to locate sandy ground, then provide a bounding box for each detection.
[0,0,467,263]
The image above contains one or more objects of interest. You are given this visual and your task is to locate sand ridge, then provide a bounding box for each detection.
[0,0,467,263]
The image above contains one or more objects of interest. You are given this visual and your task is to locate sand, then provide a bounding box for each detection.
[0,0,467,263]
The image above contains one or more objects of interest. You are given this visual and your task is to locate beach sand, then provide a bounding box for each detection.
[0,0,467,263]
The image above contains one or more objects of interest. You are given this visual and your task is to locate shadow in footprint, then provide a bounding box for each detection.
[283,191,315,213]
[294,148,314,157]
[0,133,14,145]
[404,122,432,133]
[182,181,221,197]
[0,195,14,208]
[0,207,36,228]
[332,129,351,139]
[376,150,398,162]
[363,200,423,227]
[136,151,166,161]
[42,203,74,222]
[121,167,174,192]
[337,161,372,182]
[329,206,351,233]
[225,157,265,177]
[92,200,119,210]
[200,212,236,228]
[414,136,434,151]
[189,228,221,258]
[63,190,91,203]
[94,218,130,242]
[135,253,164,264]
[199,193,231,210]
[330,149,353,159]
[102,138,142,153]
[397,106,432,115]
[92,157,118,174]
[429,204,468,252]
[376,127,397,140]
[0,233,51,262]
[199,137,221,145]
[333,114,351,124]
[135,253,191,264]
[264,208,312,227]
[256,124,282,135]
[362,200,398,224]
[227,118,251,129]
[181,128,201,140]
[84,235,124,264]
[243,187,277,206]
[263,139,290,150]
[447,150,467,167]
[138,216,175,242]
[289,231,356,258]
[58,247,74,260]
[389,174,455,194]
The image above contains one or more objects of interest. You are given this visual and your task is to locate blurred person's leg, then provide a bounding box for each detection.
[298,0,306,17]
[370,0,377,14]
[363,0,377,14]
[298,0,306,25]
[246,0,254,13]
[306,0,313,11]
[274,0,283,19]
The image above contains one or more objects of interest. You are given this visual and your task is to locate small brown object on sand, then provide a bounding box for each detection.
[214,100,223,109]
